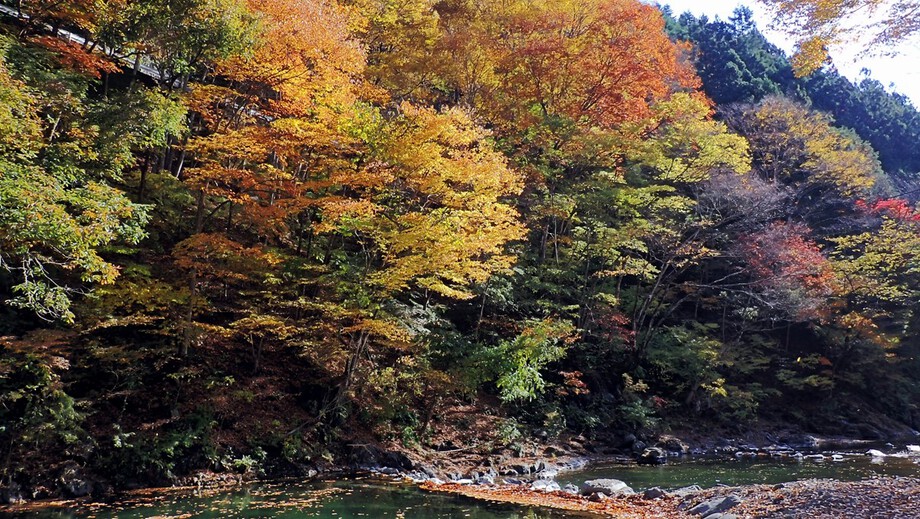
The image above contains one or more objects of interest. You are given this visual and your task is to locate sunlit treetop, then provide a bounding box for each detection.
[760,0,920,76]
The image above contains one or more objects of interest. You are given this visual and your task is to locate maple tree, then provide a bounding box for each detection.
[738,221,837,322]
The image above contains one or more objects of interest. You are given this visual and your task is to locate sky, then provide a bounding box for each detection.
[654,0,920,106]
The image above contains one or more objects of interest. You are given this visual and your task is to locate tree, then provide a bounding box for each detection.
[0,37,148,322]
[722,96,884,235]
[759,0,920,75]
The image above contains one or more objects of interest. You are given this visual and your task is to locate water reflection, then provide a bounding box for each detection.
[0,479,584,519]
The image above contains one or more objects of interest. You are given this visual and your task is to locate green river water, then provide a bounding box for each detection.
[2,455,917,518]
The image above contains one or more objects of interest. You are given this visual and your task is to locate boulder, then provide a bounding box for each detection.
[0,483,24,505]
[865,449,886,458]
[563,483,579,494]
[688,495,742,517]
[475,475,495,485]
[531,479,561,492]
[638,447,667,465]
[643,487,668,499]
[658,436,690,454]
[511,463,532,475]
[622,433,637,447]
[672,485,702,497]
[580,478,634,496]
[60,467,93,498]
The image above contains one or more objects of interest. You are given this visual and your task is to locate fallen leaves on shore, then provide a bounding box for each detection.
[419,482,688,518]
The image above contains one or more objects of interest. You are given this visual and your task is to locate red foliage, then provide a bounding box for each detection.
[594,308,636,347]
[855,197,920,221]
[29,36,121,79]
[740,222,836,321]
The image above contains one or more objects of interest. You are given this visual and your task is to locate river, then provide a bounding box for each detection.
[3,453,918,518]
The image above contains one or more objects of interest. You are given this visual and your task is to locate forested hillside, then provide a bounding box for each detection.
[2,0,920,497]
[665,7,920,187]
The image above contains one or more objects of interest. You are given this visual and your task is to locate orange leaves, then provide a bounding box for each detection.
[221,0,365,116]
[173,233,281,282]
[28,37,120,79]
[486,0,699,132]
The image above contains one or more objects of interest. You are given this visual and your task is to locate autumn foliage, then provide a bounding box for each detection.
[2,0,920,492]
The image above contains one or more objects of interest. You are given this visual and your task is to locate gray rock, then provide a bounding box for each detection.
[511,464,531,475]
[580,478,634,496]
[0,483,24,505]
[804,454,825,461]
[638,447,667,465]
[563,483,579,494]
[475,475,495,485]
[689,495,742,516]
[61,468,92,498]
[866,449,886,457]
[672,485,702,497]
[659,436,689,454]
[704,514,738,519]
[455,478,474,485]
[503,477,523,485]
[587,492,608,502]
[643,487,668,499]
[530,479,561,492]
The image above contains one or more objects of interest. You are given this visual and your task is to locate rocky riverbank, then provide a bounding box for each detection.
[421,476,920,518]
[2,427,918,508]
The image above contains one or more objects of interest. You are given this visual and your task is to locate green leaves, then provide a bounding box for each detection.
[494,319,575,402]
[0,39,149,322]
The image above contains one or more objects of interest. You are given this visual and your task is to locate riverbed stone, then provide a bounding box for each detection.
[531,479,561,492]
[60,467,93,498]
[563,483,579,494]
[643,487,667,499]
[0,483,24,505]
[672,485,702,497]
[865,449,886,457]
[689,495,742,516]
[657,436,689,454]
[580,478,634,496]
[638,447,667,465]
